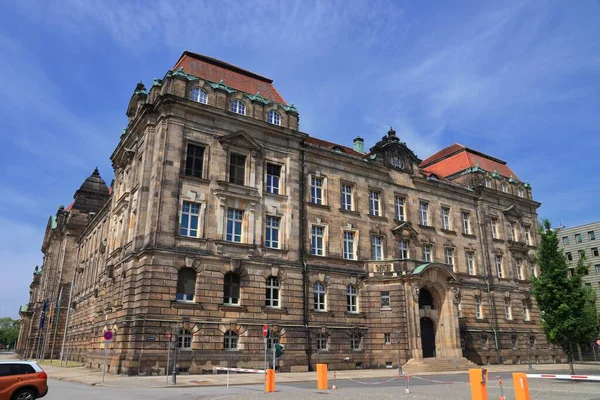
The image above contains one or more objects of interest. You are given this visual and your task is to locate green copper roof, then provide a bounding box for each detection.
[209,79,236,93]
[282,103,298,113]
[20,305,28,312]
[524,182,531,188]
[152,78,163,87]
[50,215,57,229]
[491,170,501,179]
[245,91,272,105]
[170,67,199,81]
[412,263,430,275]
[508,176,518,184]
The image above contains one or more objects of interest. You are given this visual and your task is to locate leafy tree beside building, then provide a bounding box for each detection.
[0,317,20,349]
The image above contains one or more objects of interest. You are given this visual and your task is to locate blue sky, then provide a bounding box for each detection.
[1,0,599,318]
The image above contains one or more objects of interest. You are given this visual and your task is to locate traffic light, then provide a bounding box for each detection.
[275,344,284,358]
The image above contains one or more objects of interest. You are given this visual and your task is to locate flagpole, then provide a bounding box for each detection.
[60,274,76,364]
[49,286,63,362]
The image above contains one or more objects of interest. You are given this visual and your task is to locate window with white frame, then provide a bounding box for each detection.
[445,248,455,270]
[495,255,503,278]
[509,222,516,241]
[576,233,582,243]
[485,178,492,188]
[474,296,482,319]
[380,291,390,308]
[516,259,523,280]
[350,333,361,350]
[422,244,432,262]
[267,333,280,350]
[369,191,381,216]
[265,163,281,194]
[399,240,409,259]
[491,218,499,239]
[466,251,475,275]
[462,212,471,234]
[267,110,280,125]
[176,268,196,301]
[226,209,243,242]
[316,333,327,351]
[231,99,246,115]
[502,183,508,193]
[562,236,569,245]
[529,261,537,278]
[311,225,325,256]
[347,285,358,313]
[180,202,201,237]
[313,281,326,311]
[395,196,406,221]
[504,299,512,320]
[224,330,238,350]
[441,207,451,230]
[265,216,280,249]
[384,333,391,345]
[310,176,323,205]
[589,231,596,241]
[457,299,462,317]
[343,231,356,260]
[522,300,530,321]
[223,272,241,305]
[371,235,383,260]
[177,329,192,349]
[191,87,208,104]
[419,201,429,225]
[517,187,524,198]
[265,276,280,307]
[341,184,353,211]
[525,226,532,245]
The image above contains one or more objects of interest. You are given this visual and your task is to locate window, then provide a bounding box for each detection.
[223,272,240,305]
[229,153,246,185]
[226,209,243,242]
[491,218,499,239]
[267,334,279,350]
[445,248,454,270]
[350,333,361,350]
[224,330,238,350]
[517,187,524,198]
[457,300,462,317]
[529,261,537,278]
[267,110,280,125]
[466,252,475,275]
[369,191,381,216]
[419,202,429,225]
[422,244,432,262]
[501,183,508,193]
[380,291,390,308]
[316,333,327,351]
[525,227,532,245]
[504,299,512,320]
[508,222,516,241]
[371,235,383,260]
[311,225,324,256]
[231,99,246,115]
[462,212,471,234]
[310,176,323,205]
[441,207,451,230]
[265,164,281,194]
[516,259,523,280]
[313,282,326,310]
[399,240,409,259]
[347,285,358,313]
[395,197,405,221]
[495,255,503,278]
[184,144,205,178]
[485,178,492,188]
[176,268,196,302]
[180,202,200,237]
[265,216,280,249]
[566,252,573,261]
[265,276,280,307]
[341,184,353,211]
[576,233,582,243]
[343,231,355,260]
[384,333,391,345]
[589,231,596,241]
[592,248,599,257]
[474,296,482,319]
[579,249,585,259]
[177,329,192,349]
[191,87,207,104]
[522,301,530,321]
[562,236,569,246]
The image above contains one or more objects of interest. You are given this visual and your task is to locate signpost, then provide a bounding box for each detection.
[102,330,113,384]
[166,331,172,384]
[263,324,269,392]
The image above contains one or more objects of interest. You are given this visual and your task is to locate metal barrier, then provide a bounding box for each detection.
[526,373,600,381]
[212,366,266,388]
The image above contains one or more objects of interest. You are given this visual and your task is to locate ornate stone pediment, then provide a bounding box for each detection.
[368,127,421,174]
[392,221,419,239]
[503,204,524,220]
[218,130,263,152]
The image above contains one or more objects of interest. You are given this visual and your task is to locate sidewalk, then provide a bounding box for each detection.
[41,362,600,388]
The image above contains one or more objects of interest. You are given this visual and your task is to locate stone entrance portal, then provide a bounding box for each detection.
[420,317,436,358]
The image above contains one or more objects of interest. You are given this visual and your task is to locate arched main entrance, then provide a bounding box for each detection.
[420,317,436,358]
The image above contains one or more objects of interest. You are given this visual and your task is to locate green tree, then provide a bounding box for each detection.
[0,317,20,349]
[531,220,598,374]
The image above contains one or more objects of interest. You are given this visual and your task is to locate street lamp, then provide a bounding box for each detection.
[172,323,180,384]
[396,330,402,375]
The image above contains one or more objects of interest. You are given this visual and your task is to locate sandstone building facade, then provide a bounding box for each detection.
[18,51,563,375]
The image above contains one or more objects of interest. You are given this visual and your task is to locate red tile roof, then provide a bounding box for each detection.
[173,51,287,105]
[65,202,74,211]
[420,144,465,167]
[305,137,364,158]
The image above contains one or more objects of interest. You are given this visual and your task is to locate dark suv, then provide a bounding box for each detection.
[0,361,48,400]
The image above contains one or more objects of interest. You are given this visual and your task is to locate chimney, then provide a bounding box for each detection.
[353,136,364,153]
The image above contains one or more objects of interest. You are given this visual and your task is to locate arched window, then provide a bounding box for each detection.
[176,268,196,301]
[231,99,246,115]
[224,330,238,350]
[177,329,192,349]
[265,276,280,307]
[346,285,358,313]
[316,332,327,351]
[223,272,240,305]
[501,183,508,193]
[313,282,326,311]
[267,110,280,125]
[350,333,361,350]
[191,87,207,104]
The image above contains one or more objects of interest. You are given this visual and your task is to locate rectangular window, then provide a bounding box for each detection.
[350,334,361,350]
[592,247,599,257]
[395,197,405,221]
[311,225,324,256]
[466,251,475,275]
[316,335,327,351]
[384,333,391,345]
[495,255,503,278]
[380,291,390,308]
[595,264,600,274]
[180,202,200,237]
[265,163,281,194]
[445,248,454,270]
[371,235,383,260]
[265,216,280,249]
[399,240,409,259]
[341,184,353,211]
[462,212,471,234]
[229,153,246,185]
[343,231,355,260]
[525,227,532,245]
[491,218,499,239]
[311,176,323,205]
[523,302,530,321]
[422,244,432,262]
[575,233,582,243]
[589,231,596,241]
[457,301,462,317]
[474,297,482,319]
[504,299,512,320]
[369,191,381,216]
[566,252,573,261]
[441,207,451,230]
[579,249,585,259]
[226,209,243,242]
[509,222,516,241]
[529,261,536,278]
[419,202,429,226]
[184,144,205,178]
[563,236,569,245]
[516,259,523,280]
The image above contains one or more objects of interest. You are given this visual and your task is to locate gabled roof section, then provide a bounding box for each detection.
[174,51,287,105]
[219,130,263,151]
[420,143,519,180]
[305,137,365,158]
[503,204,524,219]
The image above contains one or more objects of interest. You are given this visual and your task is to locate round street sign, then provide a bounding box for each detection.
[103,331,113,341]
[597,339,600,346]
[263,324,269,338]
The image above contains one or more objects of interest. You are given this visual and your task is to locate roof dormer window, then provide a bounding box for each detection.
[231,99,246,115]
[191,87,207,104]
[267,110,280,126]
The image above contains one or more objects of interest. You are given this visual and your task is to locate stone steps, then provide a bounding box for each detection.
[403,357,478,373]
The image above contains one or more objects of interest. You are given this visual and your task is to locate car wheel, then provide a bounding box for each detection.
[12,388,37,400]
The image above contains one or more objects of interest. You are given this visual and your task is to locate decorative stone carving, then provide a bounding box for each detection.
[451,287,461,304]
[412,284,420,301]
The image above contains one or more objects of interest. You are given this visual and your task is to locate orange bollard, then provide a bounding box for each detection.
[316,363,328,390]
[512,373,531,400]
[265,369,275,393]
[469,368,489,400]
